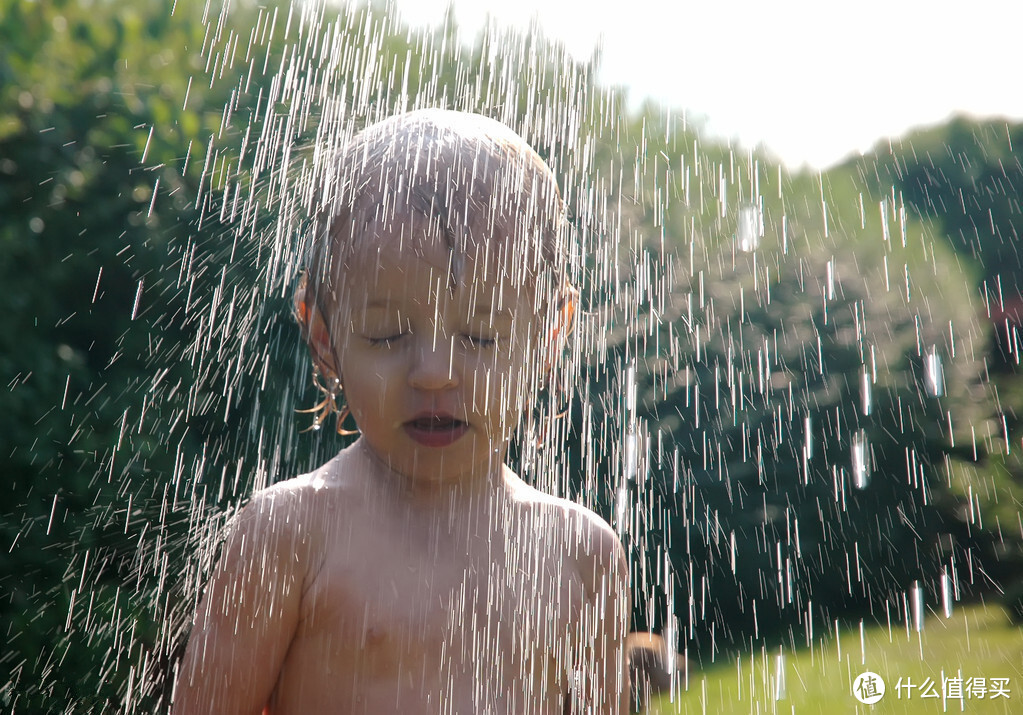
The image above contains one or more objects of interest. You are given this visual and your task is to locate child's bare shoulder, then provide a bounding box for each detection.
[226,451,361,543]
[506,471,626,587]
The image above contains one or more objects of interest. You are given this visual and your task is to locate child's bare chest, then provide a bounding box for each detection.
[278,506,585,710]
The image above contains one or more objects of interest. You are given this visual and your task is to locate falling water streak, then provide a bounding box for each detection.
[925,347,944,397]
[35,1,998,710]
[803,415,813,460]
[834,619,841,663]
[860,369,872,416]
[851,430,869,490]
[738,203,760,252]
[131,279,144,320]
[911,581,924,633]
[773,651,786,701]
[61,374,70,410]
[46,494,59,535]
[147,178,160,217]
[941,569,954,618]
[859,620,866,665]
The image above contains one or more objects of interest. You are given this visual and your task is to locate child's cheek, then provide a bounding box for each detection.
[343,343,395,390]
[499,344,539,413]
[462,354,503,410]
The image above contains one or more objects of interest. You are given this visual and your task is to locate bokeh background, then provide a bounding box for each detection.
[2,0,1021,711]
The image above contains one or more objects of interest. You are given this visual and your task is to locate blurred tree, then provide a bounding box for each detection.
[853,117,1023,593]
[861,117,1023,296]
[0,0,268,709]
[0,0,606,710]
[2,0,1019,710]
[572,106,1001,658]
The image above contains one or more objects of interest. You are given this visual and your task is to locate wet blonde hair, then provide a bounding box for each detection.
[293,109,575,433]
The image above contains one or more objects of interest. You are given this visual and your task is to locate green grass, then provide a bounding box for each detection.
[651,602,1023,714]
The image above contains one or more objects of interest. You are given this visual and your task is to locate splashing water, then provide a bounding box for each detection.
[941,568,955,619]
[926,346,944,398]
[911,581,925,633]
[851,430,870,490]
[148,1,1014,708]
[9,0,1023,711]
[773,651,786,701]
[737,203,761,253]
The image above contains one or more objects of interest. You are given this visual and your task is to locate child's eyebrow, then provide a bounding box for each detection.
[470,305,515,321]
[364,300,394,310]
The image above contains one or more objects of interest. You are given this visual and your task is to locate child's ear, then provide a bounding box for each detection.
[294,273,340,378]
[542,284,579,374]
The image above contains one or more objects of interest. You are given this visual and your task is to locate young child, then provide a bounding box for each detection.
[173,110,629,714]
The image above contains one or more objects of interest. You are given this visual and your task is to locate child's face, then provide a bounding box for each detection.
[325,218,548,485]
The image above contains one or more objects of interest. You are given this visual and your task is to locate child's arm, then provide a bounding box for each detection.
[173,490,309,715]
[576,517,631,714]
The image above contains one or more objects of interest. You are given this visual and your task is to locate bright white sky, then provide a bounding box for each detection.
[390,0,1023,170]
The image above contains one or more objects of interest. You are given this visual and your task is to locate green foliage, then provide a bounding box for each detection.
[0,0,267,709]
[1,0,1021,711]
[572,104,1005,655]
[849,118,1023,586]
[857,117,1023,293]
[0,0,606,709]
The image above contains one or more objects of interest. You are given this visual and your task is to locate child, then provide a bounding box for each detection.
[173,109,629,714]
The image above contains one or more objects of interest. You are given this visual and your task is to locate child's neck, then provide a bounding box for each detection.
[352,437,510,516]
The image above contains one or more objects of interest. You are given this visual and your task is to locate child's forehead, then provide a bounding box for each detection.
[342,219,537,303]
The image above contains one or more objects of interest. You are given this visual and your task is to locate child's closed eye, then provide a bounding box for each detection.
[363,333,496,349]
[365,333,407,347]
[460,334,497,349]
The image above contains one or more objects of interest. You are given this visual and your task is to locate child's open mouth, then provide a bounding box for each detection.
[403,414,469,448]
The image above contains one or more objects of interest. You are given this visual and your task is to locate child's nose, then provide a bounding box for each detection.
[407,337,458,390]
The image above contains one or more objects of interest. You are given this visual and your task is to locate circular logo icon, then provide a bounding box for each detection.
[852,671,886,704]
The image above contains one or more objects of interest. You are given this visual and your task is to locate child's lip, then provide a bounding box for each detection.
[405,411,464,424]
[403,413,469,447]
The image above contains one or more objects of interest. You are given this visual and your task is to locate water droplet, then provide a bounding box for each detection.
[911,581,925,632]
[860,370,872,416]
[941,569,954,618]
[737,204,760,252]
[851,430,870,489]
[925,348,944,397]
[774,651,787,701]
